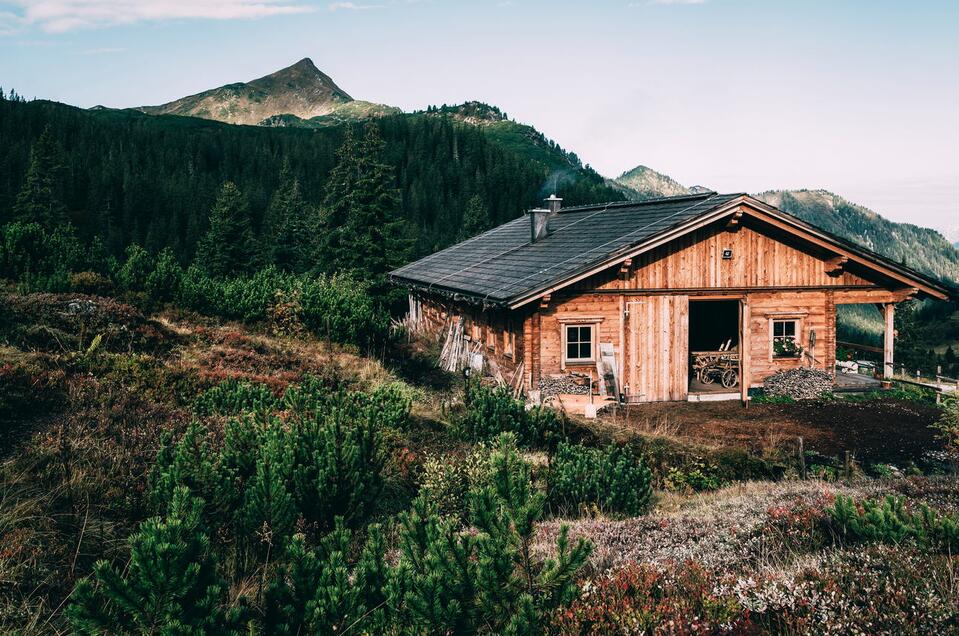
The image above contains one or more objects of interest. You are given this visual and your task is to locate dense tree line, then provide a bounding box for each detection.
[0,96,622,266]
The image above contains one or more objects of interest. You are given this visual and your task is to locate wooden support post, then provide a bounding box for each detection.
[882,303,895,380]
[844,450,852,480]
[798,437,806,480]
[740,297,750,404]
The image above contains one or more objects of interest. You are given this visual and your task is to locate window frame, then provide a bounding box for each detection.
[770,317,801,359]
[563,323,596,365]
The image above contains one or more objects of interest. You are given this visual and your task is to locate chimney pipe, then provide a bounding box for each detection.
[530,195,562,243]
[545,194,562,215]
[530,208,550,242]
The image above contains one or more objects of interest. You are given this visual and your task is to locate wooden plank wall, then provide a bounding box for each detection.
[416,295,524,377]
[745,291,833,385]
[537,295,621,381]
[594,221,873,291]
[627,295,689,401]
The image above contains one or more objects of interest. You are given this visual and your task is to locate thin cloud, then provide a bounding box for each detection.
[2,1,315,34]
[328,2,384,10]
[81,46,126,54]
[631,0,706,5]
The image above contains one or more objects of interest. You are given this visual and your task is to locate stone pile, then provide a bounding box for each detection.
[763,368,833,400]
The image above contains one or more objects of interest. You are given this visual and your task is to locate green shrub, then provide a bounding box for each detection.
[114,244,154,293]
[262,523,388,635]
[67,487,242,634]
[154,386,401,543]
[751,393,795,405]
[827,494,959,553]
[548,442,653,516]
[145,247,183,303]
[394,434,592,633]
[192,378,280,416]
[455,383,564,449]
[418,445,493,524]
[932,399,959,457]
[665,461,724,492]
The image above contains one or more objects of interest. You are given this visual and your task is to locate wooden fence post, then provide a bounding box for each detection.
[798,437,806,480]
[844,450,852,480]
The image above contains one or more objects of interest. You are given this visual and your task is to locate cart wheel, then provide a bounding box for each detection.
[701,370,716,385]
[721,368,739,388]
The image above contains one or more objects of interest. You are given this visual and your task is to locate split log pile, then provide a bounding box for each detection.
[438,318,466,372]
[539,373,591,397]
[763,368,833,400]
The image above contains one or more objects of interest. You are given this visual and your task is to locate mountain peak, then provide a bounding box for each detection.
[613,165,693,199]
[139,58,353,125]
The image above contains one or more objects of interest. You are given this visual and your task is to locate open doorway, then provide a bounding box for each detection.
[688,300,740,393]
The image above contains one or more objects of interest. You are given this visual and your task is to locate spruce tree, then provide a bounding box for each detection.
[458,194,491,241]
[319,126,359,272]
[264,160,317,273]
[195,181,258,277]
[13,125,68,228]
[322,124,413,293]
[67,487,241,635]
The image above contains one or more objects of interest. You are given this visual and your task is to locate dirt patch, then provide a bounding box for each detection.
[605,398,942,466]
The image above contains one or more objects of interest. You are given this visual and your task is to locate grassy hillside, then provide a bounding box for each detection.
[0,286,956,632]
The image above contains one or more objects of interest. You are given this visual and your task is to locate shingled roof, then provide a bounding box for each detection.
[390,192,955,307]
[390,192,743,306]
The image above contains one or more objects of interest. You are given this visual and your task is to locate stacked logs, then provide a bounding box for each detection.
[763,368,833,400]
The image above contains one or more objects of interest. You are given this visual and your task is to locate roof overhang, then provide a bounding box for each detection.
[504,195,953,309]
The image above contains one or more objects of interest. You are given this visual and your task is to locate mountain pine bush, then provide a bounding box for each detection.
[67,487,242,635]
[827,494,959,553]
[153,387,398,546]
[548,442,653,516]
[456,383,564,449]
[192,378,280,416]
[393,434,592,634]
[263,522,389,634]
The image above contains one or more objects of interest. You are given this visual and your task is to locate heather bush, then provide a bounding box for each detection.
[548,442,652,516]
[741,545,959,634]
[552,561,748,635]
[455,383,565,449]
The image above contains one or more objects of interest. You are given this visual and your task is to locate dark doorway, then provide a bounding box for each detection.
[688,300,740,393]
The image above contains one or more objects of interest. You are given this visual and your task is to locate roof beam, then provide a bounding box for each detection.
[743,206,949,300]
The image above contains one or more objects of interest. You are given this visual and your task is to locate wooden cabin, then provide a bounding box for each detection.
[390,193,953,404]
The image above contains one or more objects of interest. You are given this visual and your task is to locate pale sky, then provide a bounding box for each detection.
[2,0,958,239]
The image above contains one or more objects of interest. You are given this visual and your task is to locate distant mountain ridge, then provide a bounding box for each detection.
[138,58,397,126]
[613,168,959,284]
[130,57,956,285]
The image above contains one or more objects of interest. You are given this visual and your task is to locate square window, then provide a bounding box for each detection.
[565,325,594,362]
[772,319,800,358]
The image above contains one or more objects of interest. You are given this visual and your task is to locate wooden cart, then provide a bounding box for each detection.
[691,343,740,388]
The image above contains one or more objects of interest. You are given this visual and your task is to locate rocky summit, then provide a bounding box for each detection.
[138,58,360,126]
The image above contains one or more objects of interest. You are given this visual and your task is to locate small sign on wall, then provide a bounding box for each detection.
[722,248,733,260]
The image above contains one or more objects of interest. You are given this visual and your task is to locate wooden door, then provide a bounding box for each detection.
[627,295,689,402]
